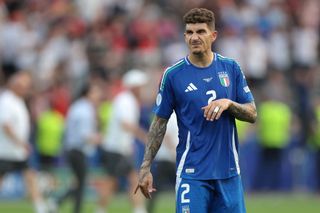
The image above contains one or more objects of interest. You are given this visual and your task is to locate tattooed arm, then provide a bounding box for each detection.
[135,115,168,199]
[228,101,257,123]
[141,116,168,169]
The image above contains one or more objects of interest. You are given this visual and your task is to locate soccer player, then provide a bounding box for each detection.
[135,8,257,213]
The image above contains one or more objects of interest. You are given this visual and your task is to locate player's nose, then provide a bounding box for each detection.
[190,33,201,41]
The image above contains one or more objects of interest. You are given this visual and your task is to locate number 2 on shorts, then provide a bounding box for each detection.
[181,183,190,203]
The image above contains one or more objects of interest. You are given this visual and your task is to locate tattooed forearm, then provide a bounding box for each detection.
[228,101,257,123]
[140,116,168,170]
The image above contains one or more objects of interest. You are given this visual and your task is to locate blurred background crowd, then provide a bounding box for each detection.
[0,0,319,211]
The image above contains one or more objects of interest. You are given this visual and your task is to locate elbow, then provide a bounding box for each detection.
[249,111,257,123]
[248,102,257,123]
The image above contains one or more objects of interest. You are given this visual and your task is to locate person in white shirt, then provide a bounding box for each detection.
[97,69,148,213]
[0,71,47,213]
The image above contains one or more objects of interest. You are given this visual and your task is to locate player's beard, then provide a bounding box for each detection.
[190,45,203,55]
[192,49,203,55]
[191,47,206,56]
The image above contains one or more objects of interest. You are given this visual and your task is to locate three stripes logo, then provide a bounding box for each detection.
[185,83,198,92]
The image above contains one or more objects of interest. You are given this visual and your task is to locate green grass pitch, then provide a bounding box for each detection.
[0,192,320,213]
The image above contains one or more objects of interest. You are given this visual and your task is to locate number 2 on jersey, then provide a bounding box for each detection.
[206,90,217,104]
[181,183,190,203]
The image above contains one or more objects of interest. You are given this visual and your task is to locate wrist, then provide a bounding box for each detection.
[14,139,23,147]
[226,99,233,109]
[140,162,151,171]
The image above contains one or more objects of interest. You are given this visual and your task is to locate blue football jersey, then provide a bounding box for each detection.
[154,53,254,180]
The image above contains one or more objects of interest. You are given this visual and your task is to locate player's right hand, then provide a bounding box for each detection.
[134,168,156,199]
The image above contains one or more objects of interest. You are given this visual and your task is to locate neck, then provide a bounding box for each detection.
[188,51,214,68]
[9,87,21,98]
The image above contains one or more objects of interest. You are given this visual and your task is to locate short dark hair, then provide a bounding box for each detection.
[183,8,215,30]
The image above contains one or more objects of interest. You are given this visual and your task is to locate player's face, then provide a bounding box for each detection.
[184,23,217,55]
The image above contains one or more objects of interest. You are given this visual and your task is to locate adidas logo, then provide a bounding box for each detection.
[185,83,198,92]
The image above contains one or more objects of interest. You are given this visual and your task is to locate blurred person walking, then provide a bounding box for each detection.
[55,83,102,213]
[0,71,47,213]
[254,71,292,191]
[96,69,148,213]
[35,100,64,200]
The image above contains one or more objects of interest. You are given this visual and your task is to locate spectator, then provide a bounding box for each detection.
[0,71,47,213]
[254,71,293,190]
[56,82,102,213]
[97,69,148,213]
[35,100,64,199]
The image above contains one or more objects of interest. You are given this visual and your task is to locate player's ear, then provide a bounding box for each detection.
[211,30,218,42]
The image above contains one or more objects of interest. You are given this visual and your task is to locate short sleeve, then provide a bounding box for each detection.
[153,72,175,119]
[234,62,254,104]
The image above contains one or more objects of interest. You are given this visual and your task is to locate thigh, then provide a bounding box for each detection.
[38,155,58,171]
[0,160,13,176]
[176,178,212,213]
[212,175,246,213]
[0,160,28,177]
[102,151,133,177]
[67,150,86,179]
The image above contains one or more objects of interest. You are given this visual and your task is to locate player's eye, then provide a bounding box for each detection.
[197,29,207,34]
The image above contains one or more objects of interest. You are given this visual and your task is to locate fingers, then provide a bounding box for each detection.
[135,179,156,199]
[201,105,220,121]
[201,99,231,121]
[215,107,223,120]
[136,169,156,199]
[134,185,140,194]
[140,185,151,199]
[147,187,157,199]
[135,184,156,199]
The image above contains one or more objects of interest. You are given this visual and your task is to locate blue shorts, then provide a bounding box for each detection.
[176,175,246,213]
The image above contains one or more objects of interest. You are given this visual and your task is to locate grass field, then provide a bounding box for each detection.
[0,192,320,213]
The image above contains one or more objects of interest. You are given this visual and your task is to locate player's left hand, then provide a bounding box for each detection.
[201,99,231,121]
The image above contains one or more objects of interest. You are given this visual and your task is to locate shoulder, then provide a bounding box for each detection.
[114,91,134,102]
[160,58,187,90]
[69,99,89,113]
[164,58,187,77]
[0,90,20,107]
[113,91,137,108]
[216,53,242,74]
[0,90,14,100]
[216,53,238,66]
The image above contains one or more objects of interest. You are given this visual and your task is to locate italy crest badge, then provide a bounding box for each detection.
[218,71,230,87]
